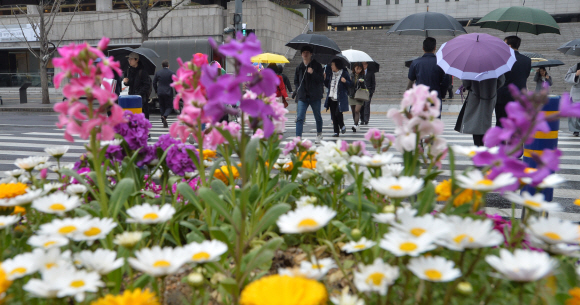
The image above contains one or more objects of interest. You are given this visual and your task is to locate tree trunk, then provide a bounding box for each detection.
[140,1,148,42]
[40,61,50,104]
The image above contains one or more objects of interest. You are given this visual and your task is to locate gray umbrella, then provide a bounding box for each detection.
[558,39,580,56]
[519,51,546,60]
[387,12,467,37]
[532,59,565,68]
[314,53,350,69]
[108,47,160,76]
[405,56,422,68]
[286,34,341,55]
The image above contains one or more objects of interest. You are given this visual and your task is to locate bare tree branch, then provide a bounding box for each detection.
[123,0,143,17]
[49,0,81,57]
[127,9,142,33]
[146,0,186,35]
[4,5,41,58]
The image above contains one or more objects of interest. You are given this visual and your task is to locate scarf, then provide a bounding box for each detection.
[329,71,341,100]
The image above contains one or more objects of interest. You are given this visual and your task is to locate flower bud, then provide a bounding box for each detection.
[456,282,473,295]
[351,229,362,241]
[383,205,396,214]
[187,272,204,287]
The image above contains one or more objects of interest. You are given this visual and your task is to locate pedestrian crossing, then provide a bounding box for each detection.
[1,113,579,220]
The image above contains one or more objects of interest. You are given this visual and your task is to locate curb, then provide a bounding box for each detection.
[0,107,55,112]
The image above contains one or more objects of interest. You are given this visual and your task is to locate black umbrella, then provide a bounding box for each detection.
[387,12,467,37]
[405,56,421,68]
[531,59,565,68]
[557,39,580,57]
[314,53,350,69]
[108,47,160,76]
[286,34,341,55]
[519,51,545,60]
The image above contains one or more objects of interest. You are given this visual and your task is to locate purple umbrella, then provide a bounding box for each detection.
[436,33,516,81]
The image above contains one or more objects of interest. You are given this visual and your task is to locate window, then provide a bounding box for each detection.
[395,0,399,3]
[445,0,450,2]
[425,0,428,2]
[415,0,419,3]
[358,0,361,6]
[386,0,389,4]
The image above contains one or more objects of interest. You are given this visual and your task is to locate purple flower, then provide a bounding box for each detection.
[155,134,181,151]
[217,32,262,64]
[166,144,197,176]
[473,147,528,180]
[114,111,151,150]
[137,145,157,167]
[239,97,277,137]
[106,145,124,162]
[559,93,580,117]
[248,68,279,97]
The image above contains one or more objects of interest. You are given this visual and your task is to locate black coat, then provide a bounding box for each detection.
[324,68,352,113]
[124,64,151,99]
[153,67,175,97]
[348,72,366,97]
[281,73,293,93]
[294,59,324,101]
[408,53,449,99]
[497,51,532,105]
[364,68,376,97]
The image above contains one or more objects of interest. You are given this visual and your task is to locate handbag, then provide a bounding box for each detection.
[354,88,370,102]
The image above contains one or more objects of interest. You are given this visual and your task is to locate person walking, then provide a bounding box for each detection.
[533,67,553,92]
[277,64,293,95]
[294,45,324,143]
[359,61,376,125]
[268,63,288,108]
[348,63,365,132]
[123,52,152,121]
[153,60,175,128]
[408,37,449,115]
[495,36,532,127]
[441,74,454,101]
[455,75,506,146]
[324,58,352,137]
[565,63,580,136]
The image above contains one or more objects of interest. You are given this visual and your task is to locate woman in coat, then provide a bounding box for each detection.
[534,67,553,92]
[454,74,506,146]
[348,63,365,132]
[324,58,352,137]
[565,63,580,136]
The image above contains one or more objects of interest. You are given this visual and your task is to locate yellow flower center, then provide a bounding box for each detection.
[424,269,442,280]
[354,244,366,249]
[70,280,85,288]
[524,168,538,174]
[192,252,211,261]
[390,185,403,190]
[524,200,541,208]
[543,232,561,240]
[467,151,477,157]
[399,242,418,252]
[43,241,57,248]
[84,227,102,237]
[0,182,28,199]
[575,199,580,207]
[153,260,171,268]
[311,264,323,270]
[49,203,66,211]
[0,223,4,226]
[410,228,426,237]
[453,234,474,244]
[9,267,26,275]
[297,218,319,228]
[143,213,159,220]
[476,179,494,186]
[366,272,385,286]
[45,263,56,269]
[58,225,77,234]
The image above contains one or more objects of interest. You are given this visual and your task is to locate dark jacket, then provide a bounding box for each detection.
[408,53,449,99]
[497,51,532,104]
[281,73,293,93]
[348,71,366,98]
[153,67,175,97]
[364,68,376,97]
[324,68,352,113]
[294,59,324,101]
[533,71,553,92]
[113,70,123,97]
[124,64,151,99]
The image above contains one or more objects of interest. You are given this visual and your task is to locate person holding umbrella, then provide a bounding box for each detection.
[294,45,325,143]
[359,61,376,125]
[565,63,580,136]
[349,63,365,132]
[123,52,153,121]
[533,67,552,92]
[153,60,176,128]
[324,58,352,137]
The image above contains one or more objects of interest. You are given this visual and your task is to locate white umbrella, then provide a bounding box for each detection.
[341,49,380,72]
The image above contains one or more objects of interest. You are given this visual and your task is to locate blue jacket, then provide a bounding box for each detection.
[324,68,352,113]
[408,53,449,99]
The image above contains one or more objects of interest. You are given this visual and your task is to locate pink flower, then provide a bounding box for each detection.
[252,129,265,139]
[365,128,383,141]
[193,53,208,67]
[97,37,110,50]
[40,168,48,179]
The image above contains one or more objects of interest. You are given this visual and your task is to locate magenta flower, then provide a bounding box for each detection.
[193,53,208,67]
[559,93,580,117]
[217,32,262,64]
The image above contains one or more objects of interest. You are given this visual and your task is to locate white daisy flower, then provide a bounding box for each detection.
[350,153,395,168]
[23,278,59,299]
[299,257,337,280]
[436,216,504,251]
[76,249,124,275]
[45,146,70,158]
[369,176,423,199]
[32,192,80,216]
[33,248,73,272]
[71,217,117,243]
[407,256,461,282]
[1,252,39,280]
[381,163,404,177]
[106,170,117,177]
[14,156,49,170]
[485,249,557,282]
[353,258,399,296]
[295,196,317,208]
[0,215,20,229]
[35,162,54,171]
[341,237,376,253]
[276,205,336,234]
[126,203,176,224]
[28,234,69,249]
[390,214,450,240]
[503,192,561,213]
[379,232,436,257]
[101,139,122,147]
[113,231,143,248]
[537,174,566,188]
[372,206,418,225]
[38,216,92,237]
[450,145,498,158]
[53,267,104,302]
[0,189,43,207]
[456,171,516,191]
[128,246,189,277]
[183,240,228,263]
[525,217,580,245]
[278,267,306,278]
[5,169,25,178]
[42,182,64,192]
[547,244,580,257]
[66,184,87,196]
[330,287,365,305]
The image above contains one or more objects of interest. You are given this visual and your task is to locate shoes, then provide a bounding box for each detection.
[352,125,357,132]
[574,132,579,137]
[161,117,168,128]
[341,125,346,134]
[315,133,323,144]
[332,133,339,137]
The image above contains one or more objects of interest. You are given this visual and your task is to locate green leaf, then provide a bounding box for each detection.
[306,185,322,197]
[250,203,291,237]
[343,195,377,213]
[210,179,230,198]
[173,203,197,221]
[331,220,352,239]
[176,183,203,213]
[219,277,239,297]
[243,238,283,276]
[108,178,135,219]
[134,274,153,289]
[416,182,435,215]
[244,138,260,172]
[264,183,299,206]
[60,169,99,199]
[209,227,233,250]
[197,187,235,225]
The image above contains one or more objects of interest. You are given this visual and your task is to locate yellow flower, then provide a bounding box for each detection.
[453,189,482,210]
[0,264,12,304]
[0,183,27,200]
[435,180,452,201]
[566,287,580,305]
[11,206,25,215]
[282,162,294,173]
[213,166,240,185]
[302,160,317,170]
[199,150,217,160]
[574,197,580,207]
[90,289,159,305]
[240,275,327,305]
[299,152,317,163]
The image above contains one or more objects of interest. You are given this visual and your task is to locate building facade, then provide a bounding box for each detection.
[328,0,580,30]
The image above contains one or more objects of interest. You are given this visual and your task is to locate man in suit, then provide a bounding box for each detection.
[359,61,376,125]
[408,37,449,116]
[495,36,532,127]
[153,60,176,128]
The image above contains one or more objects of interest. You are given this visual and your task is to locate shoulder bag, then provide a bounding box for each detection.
[354,75,370,102]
